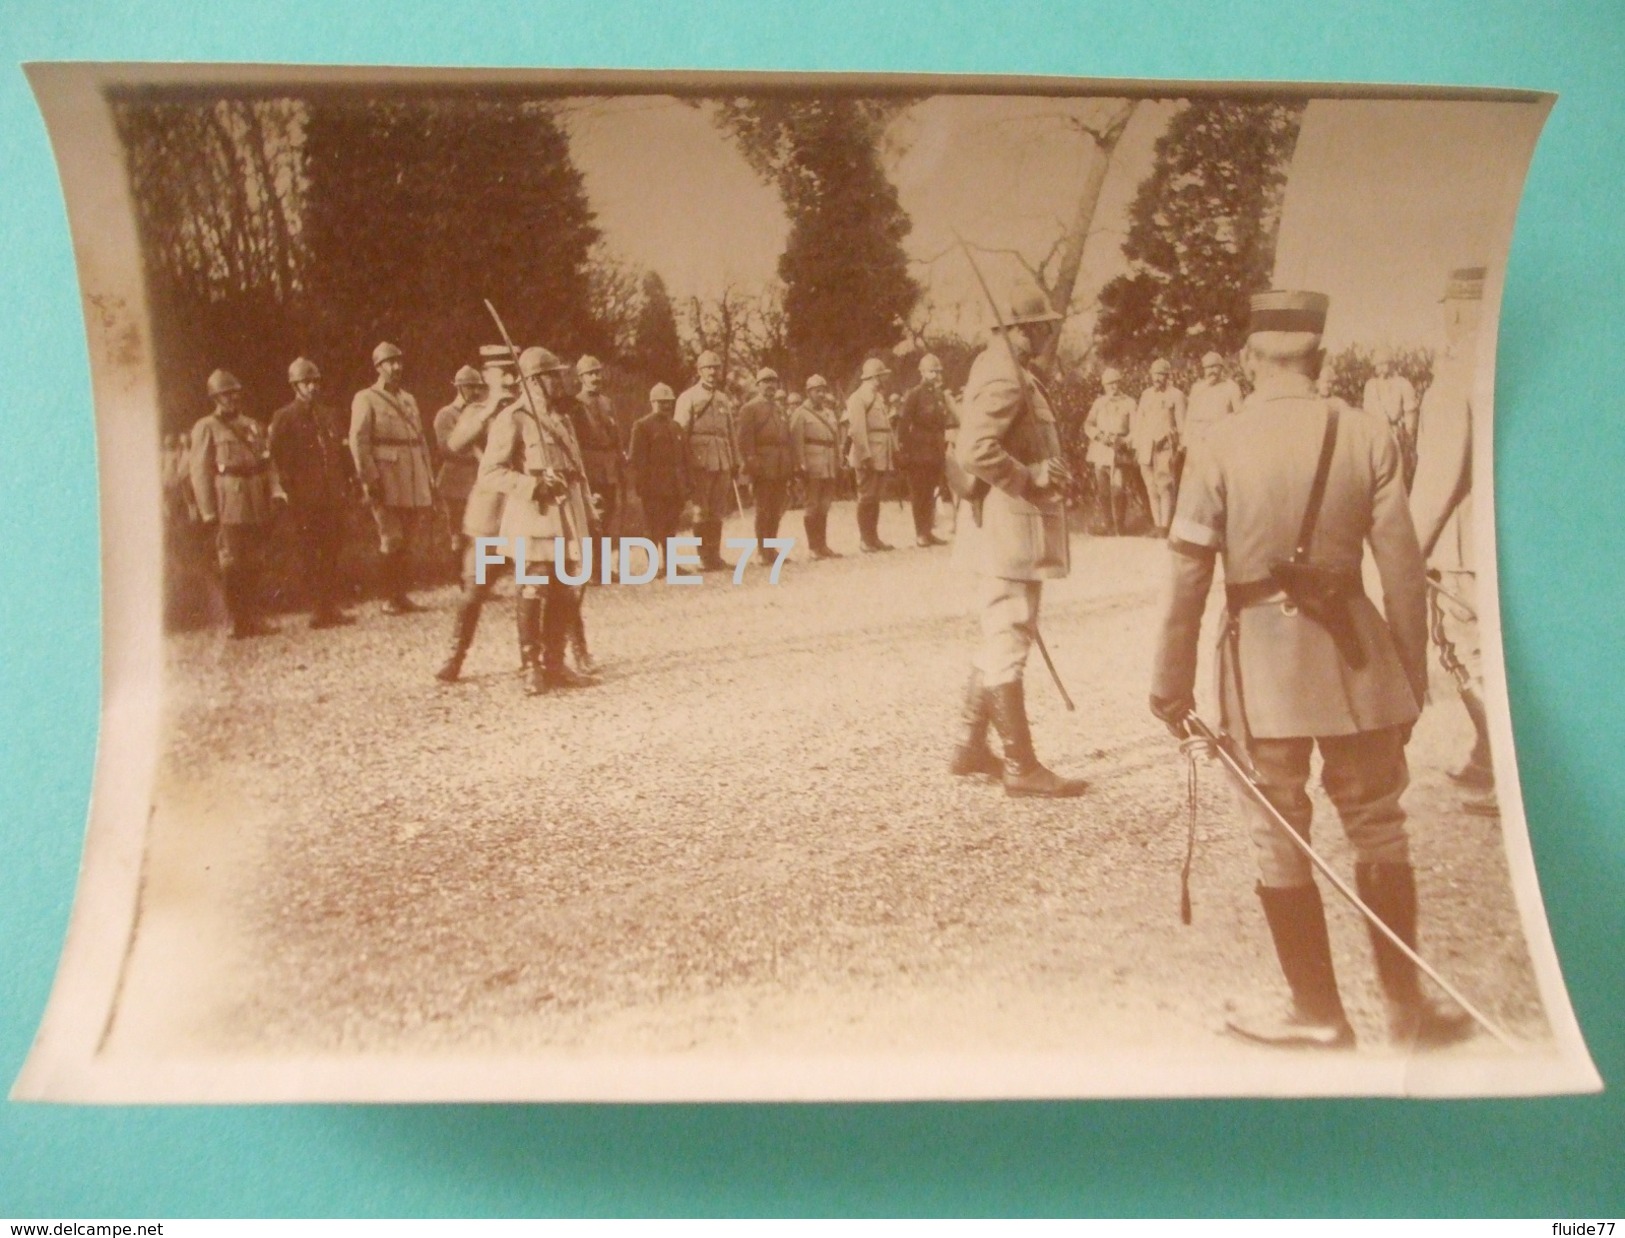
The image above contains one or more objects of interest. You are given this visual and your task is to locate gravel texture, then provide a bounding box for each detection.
[114,499,1552,1072]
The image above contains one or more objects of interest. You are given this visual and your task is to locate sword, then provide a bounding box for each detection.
[1181,710,1516,1049]
[484,299,580,549]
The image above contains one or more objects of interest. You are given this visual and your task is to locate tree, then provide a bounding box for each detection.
[1095,99,1305,366]
[709,97,920,381]
[301,94,601,400]
[629,270,686,386]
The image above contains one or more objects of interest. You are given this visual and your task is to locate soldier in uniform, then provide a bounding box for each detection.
[674,350,739,571]
[1363,346,1420,488]
[1149,290,1472,1051]
[190,369,284,639]
[1410,266,1496,816]
[434,348,518,683]
[737,367,796,546]
[350,341,436,614]
[791,374,842,559]
[1083,367,1137,535]
[1132,357,1185,537]
[478,346,595,696]
[570,354,626,542]
[269,356,356,628]
[629,382,695,576]
[949,293,1089,798]
[895,353,951,548]
[845,356,896,552]
[433,364,487,561]
[1184,352,1244,451]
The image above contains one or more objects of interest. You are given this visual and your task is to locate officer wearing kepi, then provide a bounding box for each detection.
[434,347,517,684]
[674,349,739,571]
[350,341,436,614]
[1149,290,1473,1052]
[190,368,284,639]
[949,292,1088,798]
[269,356,357,628]
[895,353,951,547]
[628,382,694,575]
[790,374,843,558]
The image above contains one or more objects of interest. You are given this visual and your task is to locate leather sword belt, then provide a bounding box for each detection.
[368,436,421,446]
[1226,571,1361,612]
[218,462,269,477]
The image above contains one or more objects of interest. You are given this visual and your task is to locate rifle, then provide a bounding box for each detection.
[1180,710,1516,1049]
[483,299,580,549]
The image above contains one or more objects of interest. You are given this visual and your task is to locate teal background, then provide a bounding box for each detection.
[2,0,1621,1216]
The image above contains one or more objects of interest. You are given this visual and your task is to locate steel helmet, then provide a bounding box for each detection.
[206,369,243,397]
[696,350,723,371]
[1005,292,1063,326]
[1150,358,1172,375]
[649,382,676,403]
[805,374,829,392]
[287,356,321,384]
[518,346,569,378]
[1101,367,1123,385]
[453,365,483,387]
[919,352,943,376]
[371,341,403,367]
[860,357,891,381]
[755,366,780,384]
[576,354,604,376]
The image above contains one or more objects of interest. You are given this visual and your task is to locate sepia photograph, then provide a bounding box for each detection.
[13,63,1598,1102]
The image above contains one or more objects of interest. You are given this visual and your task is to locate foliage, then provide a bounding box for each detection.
[629,270,687,389]
[1095,99,1305,366]
[300,95,602,405]
[710,97,920,382]
[1321,342,1435,410]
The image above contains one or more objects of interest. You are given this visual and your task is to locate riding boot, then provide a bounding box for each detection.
[948,669,1003,779]
[517,595,546,695]
[987,679,1089,798]
[435,593,483,682]
[542,586,593,689]
[1354,862,1476,1049]
[569,603,600,677]
[815,512,840,557]
[1226,883,1357,1049]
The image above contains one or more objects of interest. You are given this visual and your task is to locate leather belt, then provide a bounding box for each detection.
[1226,572,1361,611]
[368,436,421,446]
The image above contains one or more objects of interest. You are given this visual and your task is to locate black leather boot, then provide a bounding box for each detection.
[435,594,483,682]
[948,670,1003,779]
[987,679,1088,797]
[517,596,546,695]
[1226,882,1356,1049]
[1355,862,1476,1049]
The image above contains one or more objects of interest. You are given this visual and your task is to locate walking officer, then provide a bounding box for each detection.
[1132,357,1185,536]
[737,367,796,546]
[434,347,517,683]
[190,368,284,639]
[949,293,1089,798]
[1149,289,1472,1052]
[433,364,487,561]
[1083,367,1137,535]
[845,356,895,552]
[895,353,951,547]
[791,374,842,559]
[350,341,435,614]
[674,349,739,571]
[269,356,357,628]
[628,382,694,575]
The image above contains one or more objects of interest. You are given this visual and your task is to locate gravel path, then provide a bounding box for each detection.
[111,500,1552,1077]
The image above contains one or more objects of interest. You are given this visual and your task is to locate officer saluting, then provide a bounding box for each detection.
[1150,290,1472,1051]
[949,293,1088,798]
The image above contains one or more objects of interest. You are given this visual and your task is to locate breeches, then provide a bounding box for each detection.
[643,494,684,548]
[972,576,1042,688]
[1242,727,1412,888]
[802,477,835,518]
[370,503,431,555]
[1139,447,1177,528]
[292,508,346,607]
[214,521,264,573]
[905,464,942,538]
[692,470,734,523]
[753,477,789,542]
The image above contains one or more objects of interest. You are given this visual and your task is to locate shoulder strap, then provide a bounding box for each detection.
[1292,405,1340,563]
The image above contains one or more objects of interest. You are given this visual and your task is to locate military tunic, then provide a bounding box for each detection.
[629,410,688,547]
[1132,384,1186,529]
[269,396,355,617]
[351,380,434,558]
[844,383,895,473]
[897,382,950,543]
[1183,376,1244,448]
[674,381,739,564]
[434,398,479,503]
[1151,373,1427,886]
[1083,392,1136,470]
[569,391,625,535]
[1364,372,1420,486]
[190,407,282,633]
[738,395,795,543]
[790,400,841,481]
[955,340,1068,686]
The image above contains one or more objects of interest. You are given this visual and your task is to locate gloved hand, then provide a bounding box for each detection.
[1150,693,1195,739]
